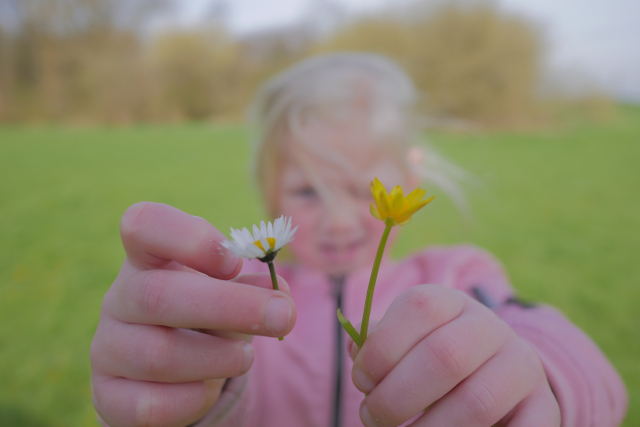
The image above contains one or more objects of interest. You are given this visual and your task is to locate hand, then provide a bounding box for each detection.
[90,202,297,427]
[348,285,560,427]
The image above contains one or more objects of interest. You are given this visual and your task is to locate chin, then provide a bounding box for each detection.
[318,254,369,277]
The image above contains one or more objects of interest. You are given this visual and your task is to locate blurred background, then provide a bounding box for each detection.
[0,0,638,426]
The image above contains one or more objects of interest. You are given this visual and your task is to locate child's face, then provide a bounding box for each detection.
[276,128,411,276]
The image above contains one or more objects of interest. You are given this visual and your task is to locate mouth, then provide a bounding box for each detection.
[318,238,367,265]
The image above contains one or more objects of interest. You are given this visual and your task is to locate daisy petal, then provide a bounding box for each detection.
[241,228,253,245]
[252,224,261,241]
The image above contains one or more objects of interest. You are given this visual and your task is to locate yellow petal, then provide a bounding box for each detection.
[396,195,434,224]
[371,177,385,197]
[389,186,404,216]
[397,217,412,226]
[372,178,388,202]
[377,189,391,219]
[369,202,382,220]
[370,180,381,211]
[404,188,426,205]
[371,178,391,219]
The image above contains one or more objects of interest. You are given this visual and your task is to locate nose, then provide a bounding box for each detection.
[322,194,361,236]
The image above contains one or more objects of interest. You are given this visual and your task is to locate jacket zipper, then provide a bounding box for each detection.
[330,276,346,427]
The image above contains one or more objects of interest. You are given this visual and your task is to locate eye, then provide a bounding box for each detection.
[351,186,371,200]
[293,186,317,198]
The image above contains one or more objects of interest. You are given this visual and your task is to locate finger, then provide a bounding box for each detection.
[109,269,296,336]
[500,382,560,427]
[410,339,545,427]
[348,320,380,362]
[359,301,512,427]
[352,285,465,389]
[120,202,242,278]
[231,272,292,296]
[91,317,254,383]
[93,374,220,427]
[199,272,293,342]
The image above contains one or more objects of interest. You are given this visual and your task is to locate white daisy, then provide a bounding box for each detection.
[221,216,297,260]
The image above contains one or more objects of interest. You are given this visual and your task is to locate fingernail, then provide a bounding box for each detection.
[360,404,378,427]
[265,297,292,334]
[241,342,254,373]
[353,368,375,393]
[220,250,241,277]
[349,340,359,361]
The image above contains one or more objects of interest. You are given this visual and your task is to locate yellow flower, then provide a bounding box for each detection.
[369,177,434,226]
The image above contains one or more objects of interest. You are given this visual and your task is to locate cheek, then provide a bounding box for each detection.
[278,200,320,260]
[363,214,388,250]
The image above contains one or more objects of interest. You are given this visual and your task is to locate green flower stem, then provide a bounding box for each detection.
[267,261,279,291]
[337,308,362,347]
[359,224,393,344]
[267,261,284,341]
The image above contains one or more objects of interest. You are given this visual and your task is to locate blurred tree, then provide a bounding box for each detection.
[151,28,244,120]
[0,0,172,122]
[0,0,612,126]
[315,3,542,126]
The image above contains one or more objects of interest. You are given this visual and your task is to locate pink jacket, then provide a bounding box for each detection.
[193,244,627,427]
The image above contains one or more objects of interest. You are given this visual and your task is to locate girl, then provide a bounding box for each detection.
[90,53,627,427]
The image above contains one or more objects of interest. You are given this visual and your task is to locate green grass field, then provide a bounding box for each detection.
[1,107,639,426]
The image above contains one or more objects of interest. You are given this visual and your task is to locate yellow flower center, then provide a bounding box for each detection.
[254,237,276,252]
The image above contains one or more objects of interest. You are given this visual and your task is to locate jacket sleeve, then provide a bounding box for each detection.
[497,304,628,427]
[421,245,628,427]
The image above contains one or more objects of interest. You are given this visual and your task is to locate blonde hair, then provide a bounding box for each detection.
[248,52,469,217]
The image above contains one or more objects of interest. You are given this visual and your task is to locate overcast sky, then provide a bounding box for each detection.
[170,0,640,101]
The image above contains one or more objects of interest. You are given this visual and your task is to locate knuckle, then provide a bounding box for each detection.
[135,385,168,427]
[362,336,396,378]
[428,331,467,380]
[139,327,176,378]
[550,397,562,427]
[138,270,169,319]
[371,393,404,426]
[135,383,205,427]
[402,285,445,324]
[101,288,116,314]
[89,336,102,368]
[195,224,221,257]
[233,341,250,375]
[91,380,108,415]
[515,339,546,384]
[494,317,516,339]
[460,382,501,426]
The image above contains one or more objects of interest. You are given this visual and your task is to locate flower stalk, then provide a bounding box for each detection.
[337,178,434,349]
[222,216,297,341]
[267,261,280,291]
[360,223,392,343]
[267,261,284,341]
